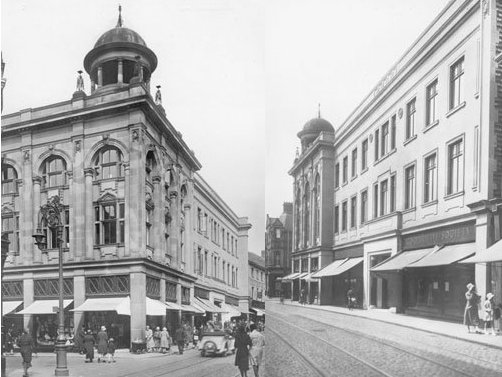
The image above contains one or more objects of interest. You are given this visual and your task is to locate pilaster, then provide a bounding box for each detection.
[84,168,94,259]
[32,177,42,264]
[130,271,146,346]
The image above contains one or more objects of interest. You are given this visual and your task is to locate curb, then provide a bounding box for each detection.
[277,301,502,351]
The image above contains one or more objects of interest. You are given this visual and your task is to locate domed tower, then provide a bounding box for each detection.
[83,6,157,94]
[297,108,334,152]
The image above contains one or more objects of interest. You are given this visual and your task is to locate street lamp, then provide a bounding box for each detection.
[32,196,69,376]
[1,233,11,377]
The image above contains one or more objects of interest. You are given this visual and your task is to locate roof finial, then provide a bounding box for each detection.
[116,4,123,27]
[318,103,321,118]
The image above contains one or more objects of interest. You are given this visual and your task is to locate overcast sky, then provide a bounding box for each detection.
[2,0,450,254]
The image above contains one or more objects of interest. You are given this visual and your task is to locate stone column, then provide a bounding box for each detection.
[475,211,491,300]
[124,163,131,257]
[72,142,85,261]
[130,270,146,347]
[73,272,86,332]
[90,80,95,94]
[21,153,33,265]
[128,128,144,258]
[84,168,94,259]
[176,283,182,326]
[97,66,103,87]
[169,192,179,267]
[152,176,162,256]
[182,203,192,272]
[159,277,166,325]
[117,59,123,84]
[32,177,42,264]
[23,274,34,332]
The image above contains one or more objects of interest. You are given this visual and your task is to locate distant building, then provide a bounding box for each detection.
[288,0,502,321]
[248,252,266,315]
[265,202,293,297]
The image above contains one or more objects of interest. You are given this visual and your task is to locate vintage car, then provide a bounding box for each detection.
[198,331,235,357]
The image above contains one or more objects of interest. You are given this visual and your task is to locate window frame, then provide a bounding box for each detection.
[426,79,438,126]
[446,135,465,196]
[449,56,465,110]
[406,98,416,140]
[423,150,438,204]
[404,162,416,210]
[94,201,125,245]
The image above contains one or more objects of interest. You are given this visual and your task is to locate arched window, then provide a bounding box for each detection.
[295,188,301,250]
[41,156,67,188]
[2,164,18,194]
[93,147,123,180]
[313,175,320,245]
[303,183,310,247]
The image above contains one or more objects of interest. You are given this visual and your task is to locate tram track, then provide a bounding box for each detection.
[268,311,492,377]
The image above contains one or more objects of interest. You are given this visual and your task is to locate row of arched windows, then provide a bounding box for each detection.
[295,174,321,250]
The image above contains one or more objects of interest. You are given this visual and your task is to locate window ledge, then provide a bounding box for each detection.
[446,101,466,118]
[342,181,348,187]
[360,167,368,176]
[365,211,397,225]
[423,120,439,134]
[444,191,464,201]
[402,206,416,214]
[373,148,397,166]
[403,135,417,146]
[94,177,125,183]
[351,174,358,182]
[421,199,438,208]
[41,185,69,191]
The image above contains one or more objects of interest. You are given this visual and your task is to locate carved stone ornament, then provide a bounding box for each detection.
[102,134,110,144]
[74,140,81,153]
[48,144,54,151]
[23,150,30,162]
[132,130,139,142]
[482,0,489,17]
[398,108,404,119]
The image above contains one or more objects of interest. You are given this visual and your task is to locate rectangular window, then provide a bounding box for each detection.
[390,175,396,213]
[197,208,202,232]
[350,196,357,228]
[426,80,438,125]
[342,157,348,184]
[2,215,19,253]
[374,129,380,161]
[380,179,388,216]
[335,163,340,188]
[424,153,437,203]
[341,201,347,232]
[450,57,464,109]
[94,203,124,245]
[351,148,357,178]
[390,115,396,150]
[405,165,416,209]
[406,98,416,140]
[334,205,339,234]
[381,122,389,156]
[447,139,464,195]
[362,139,368,170]
[373,184,379,218]
[360,190,368,224]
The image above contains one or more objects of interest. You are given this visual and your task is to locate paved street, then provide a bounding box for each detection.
[4,347,241,377]
[265,300,502,377]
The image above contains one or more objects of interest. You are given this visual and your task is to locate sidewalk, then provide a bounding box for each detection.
[272,298,502,350]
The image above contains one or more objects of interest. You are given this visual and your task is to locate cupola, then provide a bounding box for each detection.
[297,105,334,152]
[83,6,157,93]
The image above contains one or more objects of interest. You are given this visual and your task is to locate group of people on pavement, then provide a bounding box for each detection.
[234,320,265,377]
[78,325,116,363]
[463,282,501,335]
[144,322,197,355]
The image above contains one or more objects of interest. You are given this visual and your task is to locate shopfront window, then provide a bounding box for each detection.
[86,275,129,296]
[166,282,177,302]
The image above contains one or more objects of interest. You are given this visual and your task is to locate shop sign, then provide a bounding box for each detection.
[402,222,475,250]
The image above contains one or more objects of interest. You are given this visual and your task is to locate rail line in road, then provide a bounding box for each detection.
[268,310,488,377]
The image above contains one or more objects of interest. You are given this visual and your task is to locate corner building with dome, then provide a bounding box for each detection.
[1,12,251,348]
[286,0,502,321]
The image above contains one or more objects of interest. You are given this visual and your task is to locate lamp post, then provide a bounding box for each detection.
[32,196,69,376]
[1,233,11,377]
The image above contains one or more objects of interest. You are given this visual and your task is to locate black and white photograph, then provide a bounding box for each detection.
[1,0,501,376]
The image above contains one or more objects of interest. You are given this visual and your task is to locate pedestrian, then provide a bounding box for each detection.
[300,288,306,305]
[145,325,155,352]
[153,326,161,352]
[249,324,265,377]
[107,337,116,363]
[18,329,35,377]
[484,293,496,336]
[96,325,108,363]
[464,283,482,334]
[83,329,95,363]
[175,325,185,355]
[347,288,356,310]
[234,323,252,377]
[193,326,199,348]
[160,327,170,354]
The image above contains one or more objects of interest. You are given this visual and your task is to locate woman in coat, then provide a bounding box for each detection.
[234,323,252,377]
[159,327,170,354]
[96,326,108,362]
[464,283,482,333]
[249,324,265,377]
[145,325,155,352]
[18,329,35,377]
[83,330,95,363]
[484,292,496,335]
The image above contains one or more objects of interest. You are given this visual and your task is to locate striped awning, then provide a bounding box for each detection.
[71,297,130,316]
[18,300,73,315]
[2,301,23,315]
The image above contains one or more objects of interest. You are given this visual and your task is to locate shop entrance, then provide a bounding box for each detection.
[83,312,130,349]
[369,253,391,308]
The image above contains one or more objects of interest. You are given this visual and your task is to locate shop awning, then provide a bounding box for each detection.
[18,300,73,315]
[180,303,205,314]
[165,301,183,311]
[460,240,502,263]
[220,302,241,317]
[194,297,227,313]
[2,301,23,315]
[281,272,300,282]
[333,257,363,275]
[408,243,475,268]
[296,272,308,279]
[311,258,348,278]
[71,296,130,316]
[250,308,265,316]
[146,298,168,316]
[371,248,433,272]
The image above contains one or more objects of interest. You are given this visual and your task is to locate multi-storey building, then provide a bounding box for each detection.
[289,0,502,321]
[248,252,266,315]
[265,202,293,297]
[1,11,250,348]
